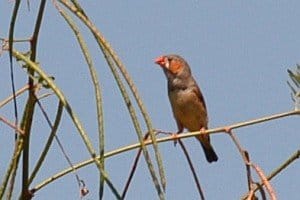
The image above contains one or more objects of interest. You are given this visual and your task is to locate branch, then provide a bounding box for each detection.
[250,164,276,200]
[58,1,166,196]
[0,116,24,135]
[242,150,300,199]
[178,139,205,200]
[32,110,299,192]
[12,48,122,198]
[0,84,30,108]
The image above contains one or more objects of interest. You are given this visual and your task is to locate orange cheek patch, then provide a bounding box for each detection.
[169,61,183,74]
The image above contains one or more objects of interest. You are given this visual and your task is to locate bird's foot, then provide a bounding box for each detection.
[199,127,206,134]
[172,133,179,146]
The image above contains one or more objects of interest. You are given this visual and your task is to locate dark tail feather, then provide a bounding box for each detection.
[201,143,218,163]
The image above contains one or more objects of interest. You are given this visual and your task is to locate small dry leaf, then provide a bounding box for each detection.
[80,187,89,198]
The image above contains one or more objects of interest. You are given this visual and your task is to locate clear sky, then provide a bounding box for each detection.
[0,1,299,199]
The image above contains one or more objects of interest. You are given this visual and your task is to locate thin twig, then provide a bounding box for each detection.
[122,132,155,199]
[32,110,299,192]
[0,37,31,43]
[226,130,249,163]
[246,189,255,200]
[13,49,122,198]
[122,148,143,199]
[8,0,21,143]
[36,92,54,100]
[227,131,257,197]
[123,131,205,199]
[244,152,253,191]
[28,101,63,185]
[33,96,89,198]
[0,132,23,199]
[227,130,277,200]
[255,182,267,200]
[0,84,30,108]
[34,96,82,185]
[122,147,144,199]
[58,0,166,195]
[0,116,24,135]
[178,139,205,200]
[250,164,277,200]
[53,2,105,198]
[242,150,299,199]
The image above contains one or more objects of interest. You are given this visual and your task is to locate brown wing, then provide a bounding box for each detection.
[191,80,207,112]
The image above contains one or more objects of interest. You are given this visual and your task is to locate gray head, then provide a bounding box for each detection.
[154,54,192,80]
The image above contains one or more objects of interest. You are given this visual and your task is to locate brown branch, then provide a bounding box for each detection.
[244,152,253,192]
[33,95,86,196]
[246,189,255,200]
[255,182,267,200]
[250,164,276,200]
[122,131,206,199]
[0,85,30,108]
[151,110,300,142]
[122,148,142,199]
[32,110,299,194]
[122,133,150,199]
[0,116,24,135]
[227,130,277,200]
[242,150,299,199]
[178,139,205,200]
[227,130,263,200]
[226,131,254,189]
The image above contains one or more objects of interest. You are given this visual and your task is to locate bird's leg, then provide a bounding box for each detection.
[198,127,209,143]
[172,132,180,146]
[200,127,206,134]
[173,124,184,146]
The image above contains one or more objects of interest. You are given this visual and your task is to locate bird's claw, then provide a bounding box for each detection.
[172,133,179,146]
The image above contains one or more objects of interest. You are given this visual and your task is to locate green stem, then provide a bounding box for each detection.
[53,3,106,198]
[28,101,63,185]
[12,49,121,198]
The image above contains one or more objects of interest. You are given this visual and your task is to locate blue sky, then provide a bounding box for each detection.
[0,1,299,199]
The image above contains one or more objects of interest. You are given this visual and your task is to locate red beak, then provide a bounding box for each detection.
[154,56,165,66]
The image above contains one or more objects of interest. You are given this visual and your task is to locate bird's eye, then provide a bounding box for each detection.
[167,58,172,62]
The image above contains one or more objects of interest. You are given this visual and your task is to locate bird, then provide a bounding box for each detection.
[154,54,218,163]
